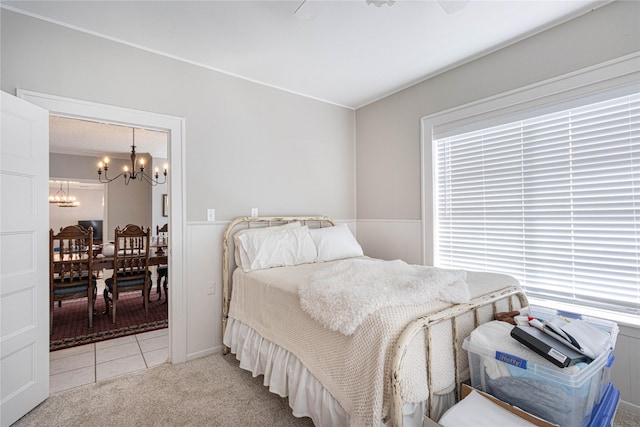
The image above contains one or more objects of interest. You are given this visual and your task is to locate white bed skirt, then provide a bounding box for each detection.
[223,317,454,426]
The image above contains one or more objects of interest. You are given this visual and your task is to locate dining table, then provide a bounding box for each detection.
[92,249,168,270]
[95,247,168,298]
[53,246,168,297]
[54,248,167,270]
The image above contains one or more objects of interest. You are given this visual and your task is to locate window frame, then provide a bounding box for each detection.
[421,53,640,325]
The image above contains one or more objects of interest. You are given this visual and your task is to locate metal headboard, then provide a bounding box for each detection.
[221,215,336,354]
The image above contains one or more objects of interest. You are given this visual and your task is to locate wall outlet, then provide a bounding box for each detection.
[207,208,216,222]
[207,281,216,295]
[251,208,259,217]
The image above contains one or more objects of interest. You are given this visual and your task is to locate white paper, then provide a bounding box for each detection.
[438,390,538,427]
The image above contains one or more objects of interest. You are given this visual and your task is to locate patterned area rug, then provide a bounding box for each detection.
[50,290,168,351]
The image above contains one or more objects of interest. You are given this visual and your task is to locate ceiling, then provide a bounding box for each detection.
[49,116,168,158]
[14,0,608,160]
[4,0,609,110]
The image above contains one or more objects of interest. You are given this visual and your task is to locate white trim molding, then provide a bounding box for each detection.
[17,89,188,364]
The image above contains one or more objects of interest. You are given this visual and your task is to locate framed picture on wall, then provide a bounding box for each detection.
[162,194,168,217]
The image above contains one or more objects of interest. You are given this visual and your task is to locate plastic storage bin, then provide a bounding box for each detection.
[528,306,619,406]
[462,307,618,427]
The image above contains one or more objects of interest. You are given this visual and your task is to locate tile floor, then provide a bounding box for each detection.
[49,328,169,394]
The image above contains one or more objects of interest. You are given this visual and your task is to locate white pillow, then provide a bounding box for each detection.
[309,224,363,262]
[234,222,302,269]
[236,225,317,272]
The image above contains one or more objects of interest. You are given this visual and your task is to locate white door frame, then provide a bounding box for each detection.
[17,89,187,364]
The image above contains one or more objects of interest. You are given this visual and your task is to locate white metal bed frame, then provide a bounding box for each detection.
[221,216,528,426]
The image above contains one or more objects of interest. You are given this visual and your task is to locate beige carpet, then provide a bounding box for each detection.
[13,353,640,426]
[14,353,314,427]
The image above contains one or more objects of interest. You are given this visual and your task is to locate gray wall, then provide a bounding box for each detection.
[353,0,640,263]
[1,8,355,359]
[49,185,103,237]
[354,0,640,410]
[1,9,356,223]
[50,152,153,241]
[356,0,640,222]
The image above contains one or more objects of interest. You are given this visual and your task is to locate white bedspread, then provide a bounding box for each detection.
[299,258,470,335]
[226,257,520,427]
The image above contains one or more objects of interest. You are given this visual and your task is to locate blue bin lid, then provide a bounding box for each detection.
[587,383,620,427]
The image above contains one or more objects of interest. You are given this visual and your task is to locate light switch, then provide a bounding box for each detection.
[251,208,259,217]
[207,209,216,222]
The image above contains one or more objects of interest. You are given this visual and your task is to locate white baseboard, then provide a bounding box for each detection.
[619,400,640,416]
[186,346,222,362]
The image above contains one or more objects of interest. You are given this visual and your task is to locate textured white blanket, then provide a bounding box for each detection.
[228,261,521,426]
[299,258,470,335]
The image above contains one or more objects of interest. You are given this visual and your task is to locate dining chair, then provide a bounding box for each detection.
[103,224,151,324]
[50,225,95,335]
[155,223,168,302]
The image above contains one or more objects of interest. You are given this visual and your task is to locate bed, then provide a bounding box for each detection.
[221,216,528,426]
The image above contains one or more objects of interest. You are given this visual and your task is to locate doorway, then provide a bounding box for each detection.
[48,118,169,353]
[18,89,187,365]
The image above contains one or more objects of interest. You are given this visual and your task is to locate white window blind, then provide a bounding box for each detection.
[435,92,640,317]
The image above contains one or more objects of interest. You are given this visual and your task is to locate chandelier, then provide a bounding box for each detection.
[49,181,80,207]
[97,128,168,186]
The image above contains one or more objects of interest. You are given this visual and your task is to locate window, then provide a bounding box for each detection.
[434,91,640,319]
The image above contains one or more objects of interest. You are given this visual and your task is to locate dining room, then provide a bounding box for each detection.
[48,116,170,354]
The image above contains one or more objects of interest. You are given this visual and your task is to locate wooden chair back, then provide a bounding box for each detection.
[112,224,150,280]
[157,223,168,234]
[50,225,94,334]
[155,223,168,246]
[103,224,151,324]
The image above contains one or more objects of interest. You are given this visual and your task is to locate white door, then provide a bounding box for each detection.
[0,91,49,426]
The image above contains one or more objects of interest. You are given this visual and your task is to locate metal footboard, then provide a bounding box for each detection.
[389,286,529,426]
